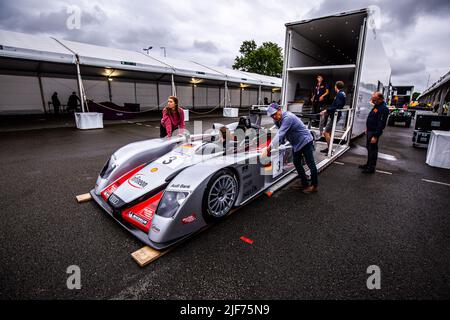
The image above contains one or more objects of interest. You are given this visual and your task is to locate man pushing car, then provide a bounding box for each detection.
[261,103,318,194]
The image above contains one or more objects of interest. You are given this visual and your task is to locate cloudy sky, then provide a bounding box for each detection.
[1,0,449,92]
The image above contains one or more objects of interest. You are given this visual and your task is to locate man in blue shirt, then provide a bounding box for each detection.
[359,91,389,173]
[262,103,318,193]
[320,81,346,154]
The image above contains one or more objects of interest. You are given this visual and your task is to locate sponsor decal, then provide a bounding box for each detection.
[128,212,148,225]
[128,174,148,189]
[120,190,163,233]
[101,163,147,201]
[150,167,158,173]
[104,184,117,197]
[181,213,197,225]
[170,183,191,190]
[151,224,160,233]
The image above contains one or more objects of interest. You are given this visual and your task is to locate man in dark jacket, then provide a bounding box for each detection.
[359,91,389,174]
[311,75,329,126]
[67,92,81,113]
[319,81,346,154]
[51,92,61,115]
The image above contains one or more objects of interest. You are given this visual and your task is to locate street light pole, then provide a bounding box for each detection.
[160,46,166,57]
[143,46,153,54]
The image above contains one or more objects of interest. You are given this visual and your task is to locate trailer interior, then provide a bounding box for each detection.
[284,11,367,135]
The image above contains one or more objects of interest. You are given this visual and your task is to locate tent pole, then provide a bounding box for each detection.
[224,81,228,108]
[258,85,262,105]
[75,55,85,113]
[171,74,176,96]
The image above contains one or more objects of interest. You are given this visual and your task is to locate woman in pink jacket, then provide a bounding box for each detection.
[160,96,186,138]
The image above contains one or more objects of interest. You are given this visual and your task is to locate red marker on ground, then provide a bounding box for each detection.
[240,236,253,245]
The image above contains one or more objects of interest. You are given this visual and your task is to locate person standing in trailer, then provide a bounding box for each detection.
[359,92,389,174]
[319,81,346,154]
[311,74,329,127]
[160,96,186,138]
[262,103,318,194]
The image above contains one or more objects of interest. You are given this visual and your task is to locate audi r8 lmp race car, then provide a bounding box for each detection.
[90,116,316,250]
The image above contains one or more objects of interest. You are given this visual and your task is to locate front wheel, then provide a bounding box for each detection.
[202,169,238,222]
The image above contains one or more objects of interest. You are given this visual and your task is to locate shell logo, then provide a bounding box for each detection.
[150,167,158,173]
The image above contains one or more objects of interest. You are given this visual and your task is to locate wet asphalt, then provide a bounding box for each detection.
[0,116,449,299]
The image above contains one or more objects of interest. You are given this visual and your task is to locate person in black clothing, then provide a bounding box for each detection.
[263,97,269,105]
[359,91,389,174]
[320,81,346,154]
[311,75,329,126]
[51,92,61,115]
[67,92,81,113]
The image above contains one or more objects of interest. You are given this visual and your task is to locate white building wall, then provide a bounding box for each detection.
[0,74,280,114]
[194,86,207,108]
[158,83,172,108]
[207,87,220,107]
[111,80,135,105]
[229,88,240,107]
[136,82,158,109]
[176,85,193,109]
[0,75,42,114]
[83,79,109,102]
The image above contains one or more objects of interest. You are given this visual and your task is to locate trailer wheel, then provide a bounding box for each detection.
[202,169,238,222]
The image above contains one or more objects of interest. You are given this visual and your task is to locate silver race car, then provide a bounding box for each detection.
[90,115,314,250]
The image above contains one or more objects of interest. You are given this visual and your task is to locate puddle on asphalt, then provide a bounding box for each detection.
[351,145,398,161]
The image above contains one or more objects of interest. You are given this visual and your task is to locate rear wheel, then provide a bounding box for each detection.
[202,169,238,222]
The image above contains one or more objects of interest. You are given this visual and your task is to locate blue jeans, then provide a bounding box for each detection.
[293,141,318,187]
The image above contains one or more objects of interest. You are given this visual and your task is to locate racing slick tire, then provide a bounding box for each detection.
[202,169,238,222]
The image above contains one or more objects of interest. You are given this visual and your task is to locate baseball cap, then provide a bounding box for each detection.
[266,103,280,117]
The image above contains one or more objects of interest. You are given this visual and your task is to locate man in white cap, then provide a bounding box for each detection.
[262,103,318,193]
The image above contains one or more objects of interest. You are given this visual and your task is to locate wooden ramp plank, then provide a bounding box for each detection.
[76,193,92,203]
[131,246,168,267]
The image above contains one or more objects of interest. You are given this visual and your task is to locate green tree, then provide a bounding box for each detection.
[232,40,283,77]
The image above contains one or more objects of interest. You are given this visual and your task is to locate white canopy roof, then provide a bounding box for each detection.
[0,30,74,64]
[0,29,281,88]
[56,38,174,74]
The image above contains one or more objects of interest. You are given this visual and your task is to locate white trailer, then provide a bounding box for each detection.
[282,8,391,141]
[265,9,392,194]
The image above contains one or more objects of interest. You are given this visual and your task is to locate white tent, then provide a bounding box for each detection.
[0,29,281,114]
